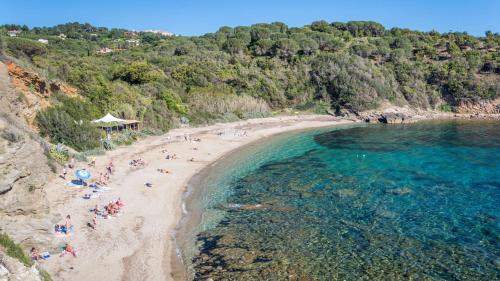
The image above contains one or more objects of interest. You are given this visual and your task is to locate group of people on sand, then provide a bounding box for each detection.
[92,160,114,186]
[91,198,125,222]
[129,158,146,167]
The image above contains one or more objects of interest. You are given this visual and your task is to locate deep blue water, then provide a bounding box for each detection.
[189,121,500,280]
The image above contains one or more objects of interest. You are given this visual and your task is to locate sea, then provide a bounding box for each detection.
[177,120,500,281]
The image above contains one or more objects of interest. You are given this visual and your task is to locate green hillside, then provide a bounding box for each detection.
[1,21,498,150]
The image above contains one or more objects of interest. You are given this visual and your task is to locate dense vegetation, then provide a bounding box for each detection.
[0,21,498,150]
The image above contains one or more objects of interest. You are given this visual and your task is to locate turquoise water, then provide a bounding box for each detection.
[187,121,500,280]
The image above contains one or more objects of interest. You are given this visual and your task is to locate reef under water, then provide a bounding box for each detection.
[188,121,500,281]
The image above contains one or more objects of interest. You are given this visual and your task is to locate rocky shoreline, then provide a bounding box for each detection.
[355,106,500,124]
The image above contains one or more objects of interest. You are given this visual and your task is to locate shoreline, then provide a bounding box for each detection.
[36,112,499,280]
[41,114,355,281]
[171,124,359,280]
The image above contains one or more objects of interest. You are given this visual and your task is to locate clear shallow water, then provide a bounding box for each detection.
[186,121,500,281]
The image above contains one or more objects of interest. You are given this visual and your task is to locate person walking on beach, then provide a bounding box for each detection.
[90,214,97,230]
[107,160,114,174]
[89,157,96,167]
[61,165,67,180]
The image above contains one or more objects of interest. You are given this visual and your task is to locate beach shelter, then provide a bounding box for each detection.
[92,113,126,123]
[92,113,140,139]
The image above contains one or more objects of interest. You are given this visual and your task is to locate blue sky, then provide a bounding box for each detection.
[2,0,498,36]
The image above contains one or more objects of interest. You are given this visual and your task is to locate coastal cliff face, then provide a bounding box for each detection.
[0,61,57,250]
[0,252,42,281]
[5,61,78,128]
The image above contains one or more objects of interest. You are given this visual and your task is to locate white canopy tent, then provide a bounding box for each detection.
[92,113,126,123]
[92,113,140,139]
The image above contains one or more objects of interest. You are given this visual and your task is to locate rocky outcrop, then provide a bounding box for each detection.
[0,61,57,251]
[359,107,423,124]
[378,112,408,123]
[0,252,42,281]
[455,98,500,115]
[5,61,78,127]
[359,102,500,124]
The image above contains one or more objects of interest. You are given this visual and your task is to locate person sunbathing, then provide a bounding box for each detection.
[64,215,72,227]
[94,205,101,215]
[30,247,41,261]
[61,243,77,257]
[116,198,124,207]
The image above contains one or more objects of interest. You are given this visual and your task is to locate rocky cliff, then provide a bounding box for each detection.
[0,252,43,281]
[0,61,57,251]
[5,61,78,128]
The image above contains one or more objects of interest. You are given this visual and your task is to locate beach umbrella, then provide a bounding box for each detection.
[75,169,91,180]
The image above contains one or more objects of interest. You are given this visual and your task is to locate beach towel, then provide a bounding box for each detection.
[65,180,85,188]
[89,185,112,192]
[32,252,51,261]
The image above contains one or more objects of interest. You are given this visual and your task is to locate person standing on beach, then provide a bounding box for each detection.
[62,165,67,180]
[89,157,96,167]
[108,160,114,174]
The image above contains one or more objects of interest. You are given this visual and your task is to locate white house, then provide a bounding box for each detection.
[38,39,49,44]
[58,33,67,40]
[126,39,140,47]
[143,29,174,37]
[7,30,21,37]
[97,47,113,54]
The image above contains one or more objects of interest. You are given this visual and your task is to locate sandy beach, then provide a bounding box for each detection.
[41,115,354,281]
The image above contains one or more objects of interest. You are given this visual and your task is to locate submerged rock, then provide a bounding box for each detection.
[332,188,357,197]
[385,187,412,195]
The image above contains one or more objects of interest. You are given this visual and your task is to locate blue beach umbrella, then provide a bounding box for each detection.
[75,169,91,181]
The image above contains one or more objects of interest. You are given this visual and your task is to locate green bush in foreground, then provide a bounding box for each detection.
[0,233,33,267]
[0,233,53,281]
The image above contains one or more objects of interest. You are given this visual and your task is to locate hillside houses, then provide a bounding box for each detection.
[126,39,140,46]
[97,47,113,54]
[7,30,21,37]
[143,29,173,37]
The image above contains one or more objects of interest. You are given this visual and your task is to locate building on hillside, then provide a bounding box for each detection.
[124,31,138,37]
[7,30,21,37]
[126,39,140,47]
[58,33,67,40]
[97,47,113,54]
[38,39,49,44]
[143,29,174,37]
[92,113,140,139]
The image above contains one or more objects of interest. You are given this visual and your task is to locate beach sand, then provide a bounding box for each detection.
[41,115,354,281]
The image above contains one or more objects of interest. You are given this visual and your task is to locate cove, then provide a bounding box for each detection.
[181,120,500,280]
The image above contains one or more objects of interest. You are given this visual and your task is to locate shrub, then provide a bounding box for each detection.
[47,143,69,164]
[36,108,102,151]
[0,233,33,267]
[5,37,47,60]
[113,61,162,84]
[187,90,271,119]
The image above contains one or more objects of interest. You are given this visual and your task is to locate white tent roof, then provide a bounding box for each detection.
[92,113,126,123]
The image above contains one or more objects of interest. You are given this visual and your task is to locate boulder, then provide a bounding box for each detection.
[378,112,408,124]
